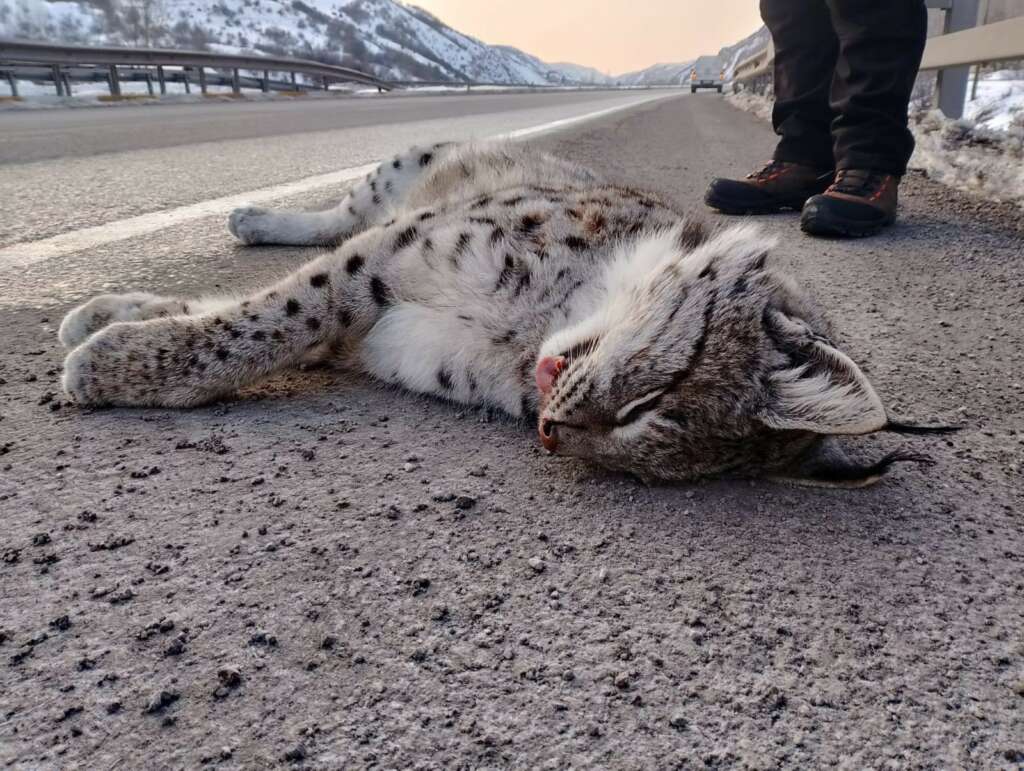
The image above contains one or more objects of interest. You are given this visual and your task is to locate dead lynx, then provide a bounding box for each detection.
[59,141,949,486]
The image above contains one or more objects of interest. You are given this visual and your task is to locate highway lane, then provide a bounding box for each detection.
[0,89,662,163]
[0,89,675,249]
[1,93,1023,768]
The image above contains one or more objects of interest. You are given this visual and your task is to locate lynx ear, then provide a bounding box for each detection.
[757,310,887,436]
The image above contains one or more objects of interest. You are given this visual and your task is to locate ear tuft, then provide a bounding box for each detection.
[758,310,887,436]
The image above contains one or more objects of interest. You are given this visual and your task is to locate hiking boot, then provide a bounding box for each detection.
[704,161,835,215]
[800,169,900,238]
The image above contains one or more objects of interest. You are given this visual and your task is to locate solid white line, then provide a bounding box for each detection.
[502,92,671,140]
[0,164,379,269]
[0,91,677,269]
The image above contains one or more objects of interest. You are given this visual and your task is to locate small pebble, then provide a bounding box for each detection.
[143,689,179,715]
[217,666,242,688]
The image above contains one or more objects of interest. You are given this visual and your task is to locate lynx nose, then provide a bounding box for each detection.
[539,418,559,452]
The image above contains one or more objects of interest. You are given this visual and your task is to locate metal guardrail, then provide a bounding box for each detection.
[922,15,1024,68]
[0,39,392,98]
[732,41,773,89]
[5,63,310,98]
[0,39,639,100]
[731,0,1024,119]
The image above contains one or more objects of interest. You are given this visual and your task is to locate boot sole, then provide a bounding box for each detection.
[800,202,895,238]
[704,192,811,216]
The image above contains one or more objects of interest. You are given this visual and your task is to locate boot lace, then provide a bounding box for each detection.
[746,161,789,182]
[829,169,888,197]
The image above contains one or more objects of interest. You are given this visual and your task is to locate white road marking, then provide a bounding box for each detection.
[0,92,677,269]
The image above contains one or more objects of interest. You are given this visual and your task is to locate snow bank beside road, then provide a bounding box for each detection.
[910,108,1023,207]
[965,73,1024,131]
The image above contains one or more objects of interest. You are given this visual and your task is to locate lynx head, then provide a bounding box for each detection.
[535,223,947,486]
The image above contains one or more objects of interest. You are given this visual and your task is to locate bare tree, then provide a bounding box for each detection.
[123,0,167,47]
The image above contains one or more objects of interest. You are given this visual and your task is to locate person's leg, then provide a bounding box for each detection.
[826,0,928,174]
[763,0,839,170]
[799,0,927,237]
[704,0,838,215]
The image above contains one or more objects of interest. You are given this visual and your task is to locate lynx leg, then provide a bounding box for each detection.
[228,142,452,246]
[61,218,419,407]
[62,257,344,407]
[57,293,241,349]
[227,207,351,247]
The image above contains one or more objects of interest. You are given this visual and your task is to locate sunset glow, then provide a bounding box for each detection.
[411,0,764,74]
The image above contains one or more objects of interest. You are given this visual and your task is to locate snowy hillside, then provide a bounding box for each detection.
[718,26,770,78]
[0,0,601,85]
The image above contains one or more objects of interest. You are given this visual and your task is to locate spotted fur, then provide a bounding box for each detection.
[59,141,941,485]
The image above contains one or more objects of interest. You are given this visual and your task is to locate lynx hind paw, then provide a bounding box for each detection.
[58,293,181,349]
[228,206,273,245]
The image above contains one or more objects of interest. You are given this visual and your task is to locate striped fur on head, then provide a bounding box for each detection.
[536,224,897,484]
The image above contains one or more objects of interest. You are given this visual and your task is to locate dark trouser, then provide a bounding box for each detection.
[760,0,927,176]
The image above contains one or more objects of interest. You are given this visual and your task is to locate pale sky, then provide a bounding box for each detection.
[412,0,764,75]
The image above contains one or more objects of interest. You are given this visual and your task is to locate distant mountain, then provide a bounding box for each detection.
[547,61,612,85]
[615,26,770,86]
[617,61,695,87]
[0,0,606,85]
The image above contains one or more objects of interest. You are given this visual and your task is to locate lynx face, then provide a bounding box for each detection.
[535,225,893,485]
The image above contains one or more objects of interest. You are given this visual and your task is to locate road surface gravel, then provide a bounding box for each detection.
[0,93,1022,769]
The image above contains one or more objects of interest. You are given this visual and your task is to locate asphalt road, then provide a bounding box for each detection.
[0,90,656,164]
[1,92,1022,769]
[0,89,672,252]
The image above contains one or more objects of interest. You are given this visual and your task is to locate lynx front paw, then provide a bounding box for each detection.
[62,323,136,406]
[228,206,274,245]
[62,320,227,408]
[59,293,185,348]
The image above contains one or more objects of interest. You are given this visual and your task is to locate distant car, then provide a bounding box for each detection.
[690,55,725,94]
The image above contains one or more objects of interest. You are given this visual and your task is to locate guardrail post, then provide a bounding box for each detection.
[62,73,72,97]
[969,0,989,102]
[52,64,64,96]
[198,66,207,95]
[6,72,18,98]
[936,0,980,118]
[157,65,166,95]
[232,68,241,95]
[145,73,154,96]
[262,69,269,93]
[182,69,191,94]
[290,71,297,90]
[322,76,329,91]
[108,65,121,97]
